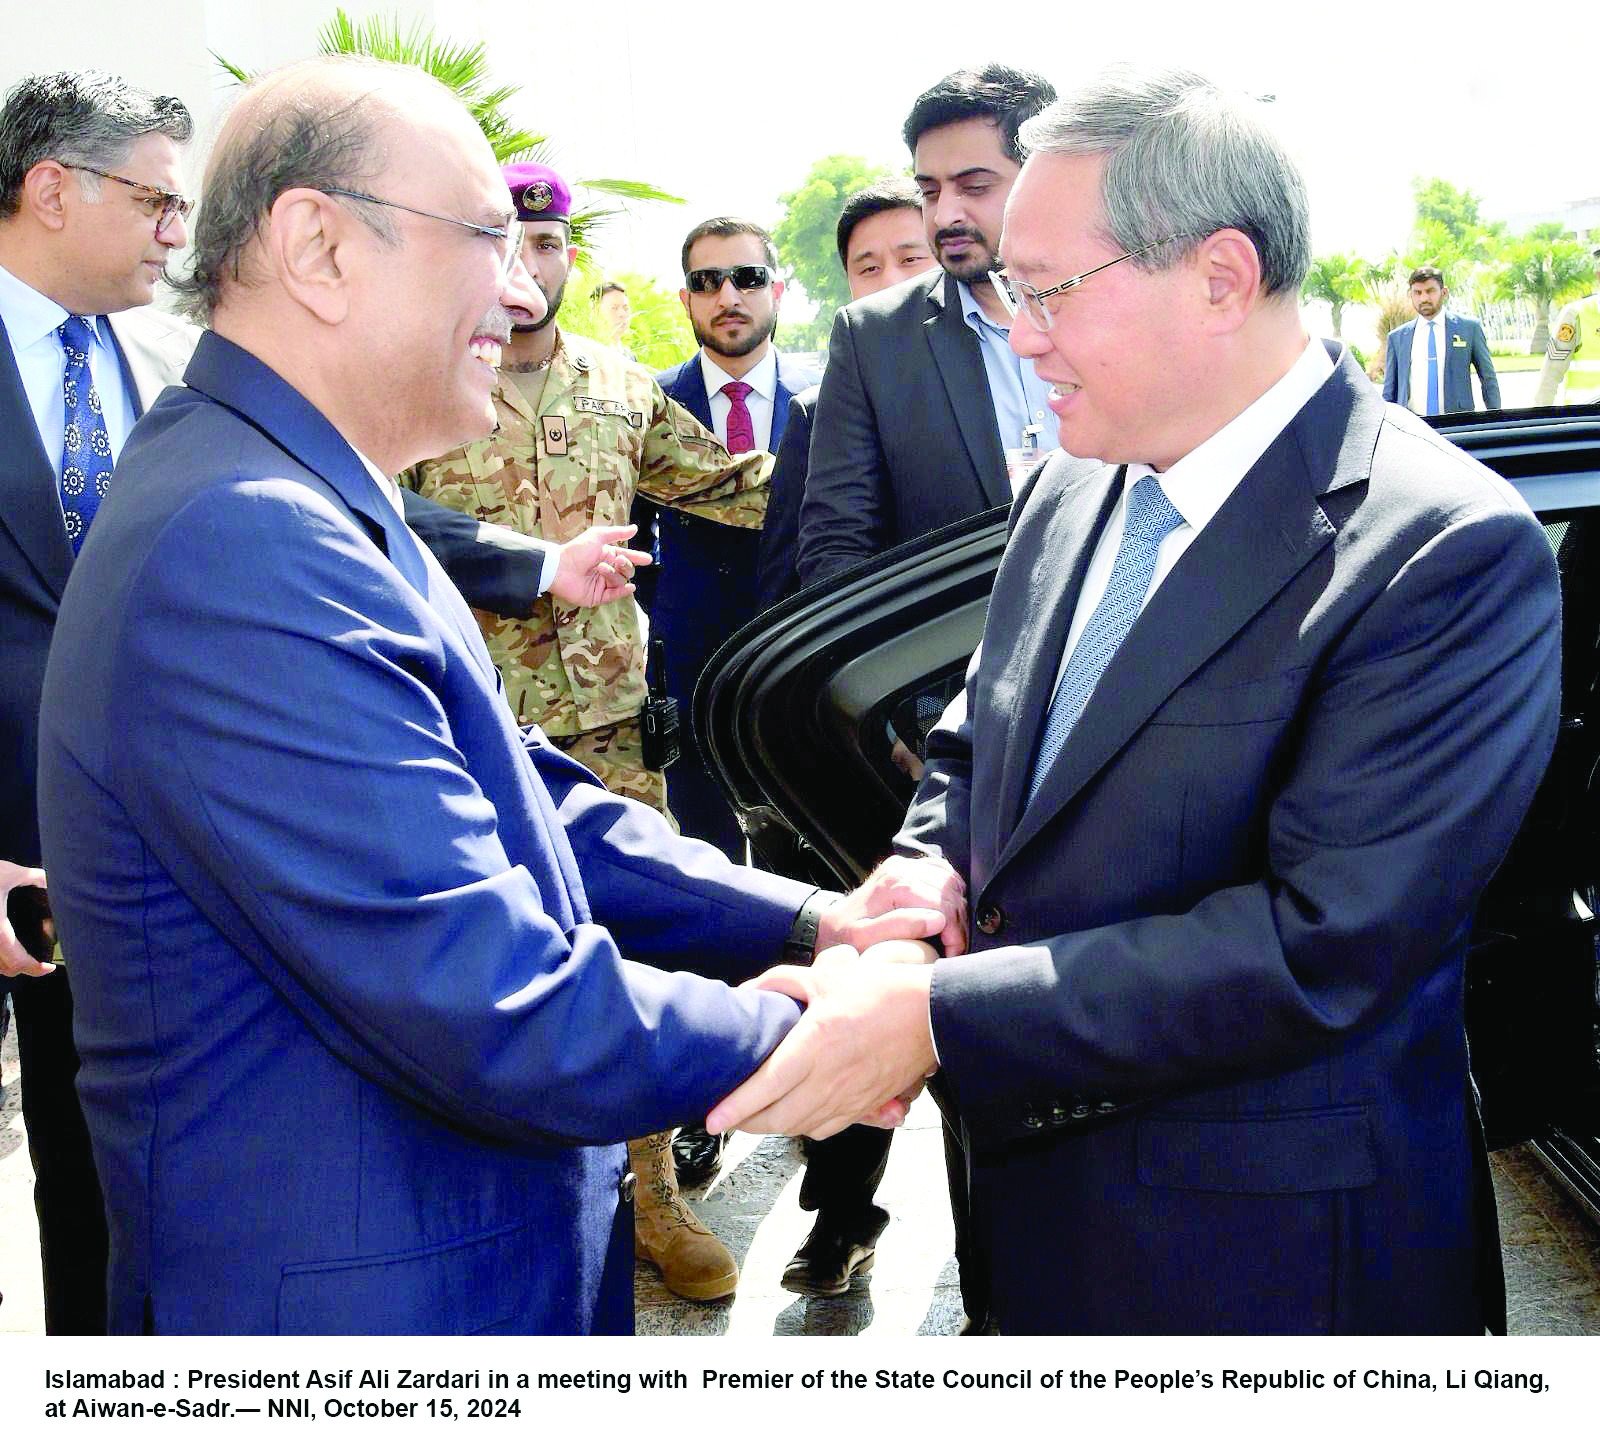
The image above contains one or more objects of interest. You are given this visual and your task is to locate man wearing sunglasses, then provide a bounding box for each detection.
[651,220,819,860]
[0,69,197,1335]
[797,65,1057,590]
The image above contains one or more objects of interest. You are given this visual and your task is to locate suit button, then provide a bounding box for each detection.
[1070,1103,1091,1120]
[976,903,1006,936]
[1023,1113,1044,1131]
[1095,1101,1117,1115]
[619,1171,637,1204]
[1049,1104,1069,1123]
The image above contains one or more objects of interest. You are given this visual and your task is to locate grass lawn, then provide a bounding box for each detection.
[1489,352,1546,372]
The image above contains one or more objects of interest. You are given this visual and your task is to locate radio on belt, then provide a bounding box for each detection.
[640,637,681,771]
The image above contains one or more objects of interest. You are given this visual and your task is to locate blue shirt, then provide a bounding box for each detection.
[956,278,1055,459]
[0,259,138,481]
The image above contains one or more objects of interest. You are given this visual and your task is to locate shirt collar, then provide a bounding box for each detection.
[353,446,403,510]
[0,257,81,352]
[1131,335,1335,535]
[700,344,777,402]
[955,278,1007,335]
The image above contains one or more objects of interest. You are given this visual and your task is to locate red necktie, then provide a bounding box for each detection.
[721,380,755,454]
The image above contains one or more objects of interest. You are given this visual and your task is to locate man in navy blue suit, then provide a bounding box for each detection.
[652,217,820,862]
[35,56,958,1336]
[710,67,1559,1334]
[1382,266,1501,414]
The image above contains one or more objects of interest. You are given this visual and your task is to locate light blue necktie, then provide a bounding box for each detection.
[1425,320,1440,415]
[56,314,114,553]
[1027,472,1185,803]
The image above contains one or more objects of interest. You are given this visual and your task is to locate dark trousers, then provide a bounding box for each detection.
[798,1123,893,1214]
[2,968,108,1334]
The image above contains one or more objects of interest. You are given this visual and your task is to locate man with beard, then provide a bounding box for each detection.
[798,65,1057,585]
[651,220,819,860]
[1382,265,1500,414]
[405,163,773,1305]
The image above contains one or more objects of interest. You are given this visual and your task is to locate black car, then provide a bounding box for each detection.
[697,401,1600,1224]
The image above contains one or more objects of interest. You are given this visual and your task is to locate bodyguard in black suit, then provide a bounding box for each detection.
[0,71,196,1334]
[798,65,1058,589]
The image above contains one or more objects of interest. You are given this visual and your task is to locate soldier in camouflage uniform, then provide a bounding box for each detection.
[404,163,768,1306]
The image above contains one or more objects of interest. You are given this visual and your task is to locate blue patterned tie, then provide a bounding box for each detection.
[56,314,114,553]
[1425,320,1440,415]
[1027,472,1185,803]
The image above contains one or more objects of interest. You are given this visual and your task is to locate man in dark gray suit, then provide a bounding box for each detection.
[712,66,1558,1336]
[0,68,197,1335]
[796,64,1056,587]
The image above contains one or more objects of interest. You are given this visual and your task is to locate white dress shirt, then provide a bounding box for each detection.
[1407,313,1448,415]
[1052,336,1336,692]
[0,258,138,479]
[699,346,778,453]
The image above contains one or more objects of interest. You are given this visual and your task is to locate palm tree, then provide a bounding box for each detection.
[212,8,680,262]
[1494,224,1595,354]
[1301,253,1372,340]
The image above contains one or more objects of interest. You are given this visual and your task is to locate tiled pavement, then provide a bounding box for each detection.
[3,1022,1597,1335]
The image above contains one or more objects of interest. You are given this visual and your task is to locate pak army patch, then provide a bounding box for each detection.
[1556,323,1577,346]
[541,416,568,455]
[575,395,645,429]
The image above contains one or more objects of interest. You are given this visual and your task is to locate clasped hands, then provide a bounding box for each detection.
[706,855,967,1142]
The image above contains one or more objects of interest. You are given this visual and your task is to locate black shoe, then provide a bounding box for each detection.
[780,1205,890,1297]
[671,1125,727,1187]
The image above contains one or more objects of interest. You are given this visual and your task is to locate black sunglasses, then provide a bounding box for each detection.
[685,264,773,294]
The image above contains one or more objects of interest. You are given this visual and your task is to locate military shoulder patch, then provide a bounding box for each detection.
[1556,323,1577,346]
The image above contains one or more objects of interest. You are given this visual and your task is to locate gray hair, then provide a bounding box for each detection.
[169,57,442,322]
[1018,67,1310,299]
[0,71,192,219]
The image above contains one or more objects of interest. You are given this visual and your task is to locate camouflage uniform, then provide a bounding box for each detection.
[404,329,769,815]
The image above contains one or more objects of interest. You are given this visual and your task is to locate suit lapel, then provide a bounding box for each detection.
[771,352,795,452]
[183,331,500,693]
[676,357,715,432]
[0,315,73,599]
[988,462,1122,857]
[995,350,1372,875]
[923,276,1009,509]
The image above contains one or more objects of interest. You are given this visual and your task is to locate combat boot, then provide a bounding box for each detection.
[628,1131,739,1302]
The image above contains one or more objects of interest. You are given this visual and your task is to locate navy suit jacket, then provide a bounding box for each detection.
[37,331,807,1335]
[1383,314,1502,411]
[799,270,1011,585]
[755,384,818,611]
[897,346,1559,1334]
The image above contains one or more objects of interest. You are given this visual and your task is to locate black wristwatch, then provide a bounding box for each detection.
[781,889,843,964]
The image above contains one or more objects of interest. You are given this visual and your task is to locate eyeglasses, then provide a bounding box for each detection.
[321,188,525,278]
[990,234,1191,331]
[685,264,773,295]
[68,164,193,236]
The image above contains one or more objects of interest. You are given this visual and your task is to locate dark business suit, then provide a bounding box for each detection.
[1383,314,1501,412]
[755,385,817,611]
[36,330,809,1335]
[897,346,1559,1334]
[798,271,1011,585]
[0,303,194,1334]
[652,349,818,855]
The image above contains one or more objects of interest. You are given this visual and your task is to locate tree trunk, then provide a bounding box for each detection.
[1330,301,1344,339]
[1530,298,1551,355]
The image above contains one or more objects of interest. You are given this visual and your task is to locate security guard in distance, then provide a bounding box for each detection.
[1533,244,1600,406]
[404,164,770,1306]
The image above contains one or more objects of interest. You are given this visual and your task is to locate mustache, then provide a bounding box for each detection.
[934,226,986,248]
[712,309,752,325]
[471,304,515,345]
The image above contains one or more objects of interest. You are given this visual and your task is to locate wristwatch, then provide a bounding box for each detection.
[780,888,843,964]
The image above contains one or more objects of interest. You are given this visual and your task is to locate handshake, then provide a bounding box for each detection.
[706,854,967,1143]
